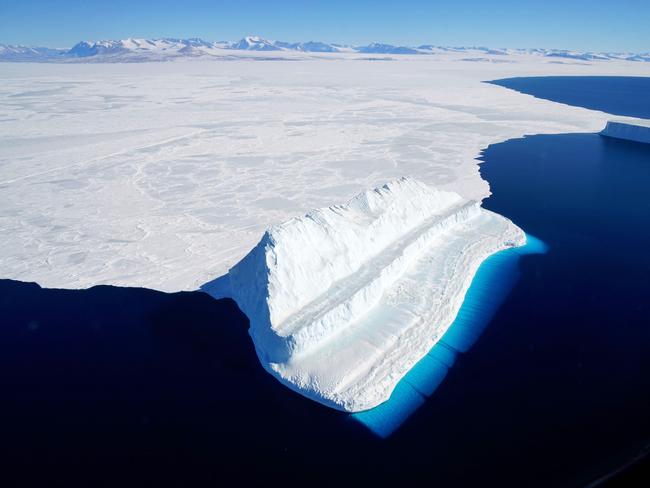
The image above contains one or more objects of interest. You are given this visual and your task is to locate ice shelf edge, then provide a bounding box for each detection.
[601,120,650,144]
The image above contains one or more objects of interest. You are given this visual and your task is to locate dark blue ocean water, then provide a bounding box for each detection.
[2,77,650,486]
[487,76,650,119]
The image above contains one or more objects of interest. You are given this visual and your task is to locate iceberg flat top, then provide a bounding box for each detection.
[211,177,525,411]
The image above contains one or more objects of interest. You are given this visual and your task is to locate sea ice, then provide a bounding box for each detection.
[1,57,649,291]
[210,177,525,411]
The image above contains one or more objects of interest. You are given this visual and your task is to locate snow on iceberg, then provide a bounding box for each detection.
[210,177,526,412]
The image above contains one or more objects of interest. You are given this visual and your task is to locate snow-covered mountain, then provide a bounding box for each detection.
[0,44,66,61]
[68,40,127,57]
[275,40,343,52]
[1,36,648,63]
[229,35,281,51]
[65,38,233,61]
[356,42,420,55]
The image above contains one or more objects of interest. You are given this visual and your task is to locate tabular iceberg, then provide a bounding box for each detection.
[600,120,650,144]
[210,177,525,412]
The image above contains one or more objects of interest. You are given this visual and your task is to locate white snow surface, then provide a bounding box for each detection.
[1,56,650,291]
[214,177,525,411]
[601,120,650,144]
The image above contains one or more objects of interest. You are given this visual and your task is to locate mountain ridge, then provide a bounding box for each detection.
[2,36,648,62]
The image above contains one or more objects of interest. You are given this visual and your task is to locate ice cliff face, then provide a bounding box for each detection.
[601,120,650,144]
[215,177,526,412]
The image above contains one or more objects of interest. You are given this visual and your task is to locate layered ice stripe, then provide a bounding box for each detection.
[353,234,548,437]
[227,178,465,360]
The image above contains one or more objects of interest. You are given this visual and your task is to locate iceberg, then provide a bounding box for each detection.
[209,177,525,412]
[600,120,650,144]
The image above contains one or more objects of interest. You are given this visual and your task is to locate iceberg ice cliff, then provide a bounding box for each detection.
[211,177,525,412]
[601,120,650,144]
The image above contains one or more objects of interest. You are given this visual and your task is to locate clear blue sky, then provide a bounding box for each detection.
[1,0,648,52]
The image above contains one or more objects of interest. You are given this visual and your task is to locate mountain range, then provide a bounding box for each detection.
[1,36,649,63]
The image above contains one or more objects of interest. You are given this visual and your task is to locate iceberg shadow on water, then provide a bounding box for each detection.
[353,234,548,438]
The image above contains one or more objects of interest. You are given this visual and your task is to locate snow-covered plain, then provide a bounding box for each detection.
[1,53,650,292]
[211,177,525,411]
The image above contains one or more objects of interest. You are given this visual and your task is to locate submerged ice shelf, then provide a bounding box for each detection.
[207,177,525,412]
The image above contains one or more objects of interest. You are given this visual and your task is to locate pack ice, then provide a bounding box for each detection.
[213,177,525,412]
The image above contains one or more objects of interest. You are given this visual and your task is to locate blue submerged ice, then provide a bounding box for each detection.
[353,234,548,438]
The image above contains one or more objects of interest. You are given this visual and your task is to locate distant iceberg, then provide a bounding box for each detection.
[601,120,650,144]
[207,177,525,412]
